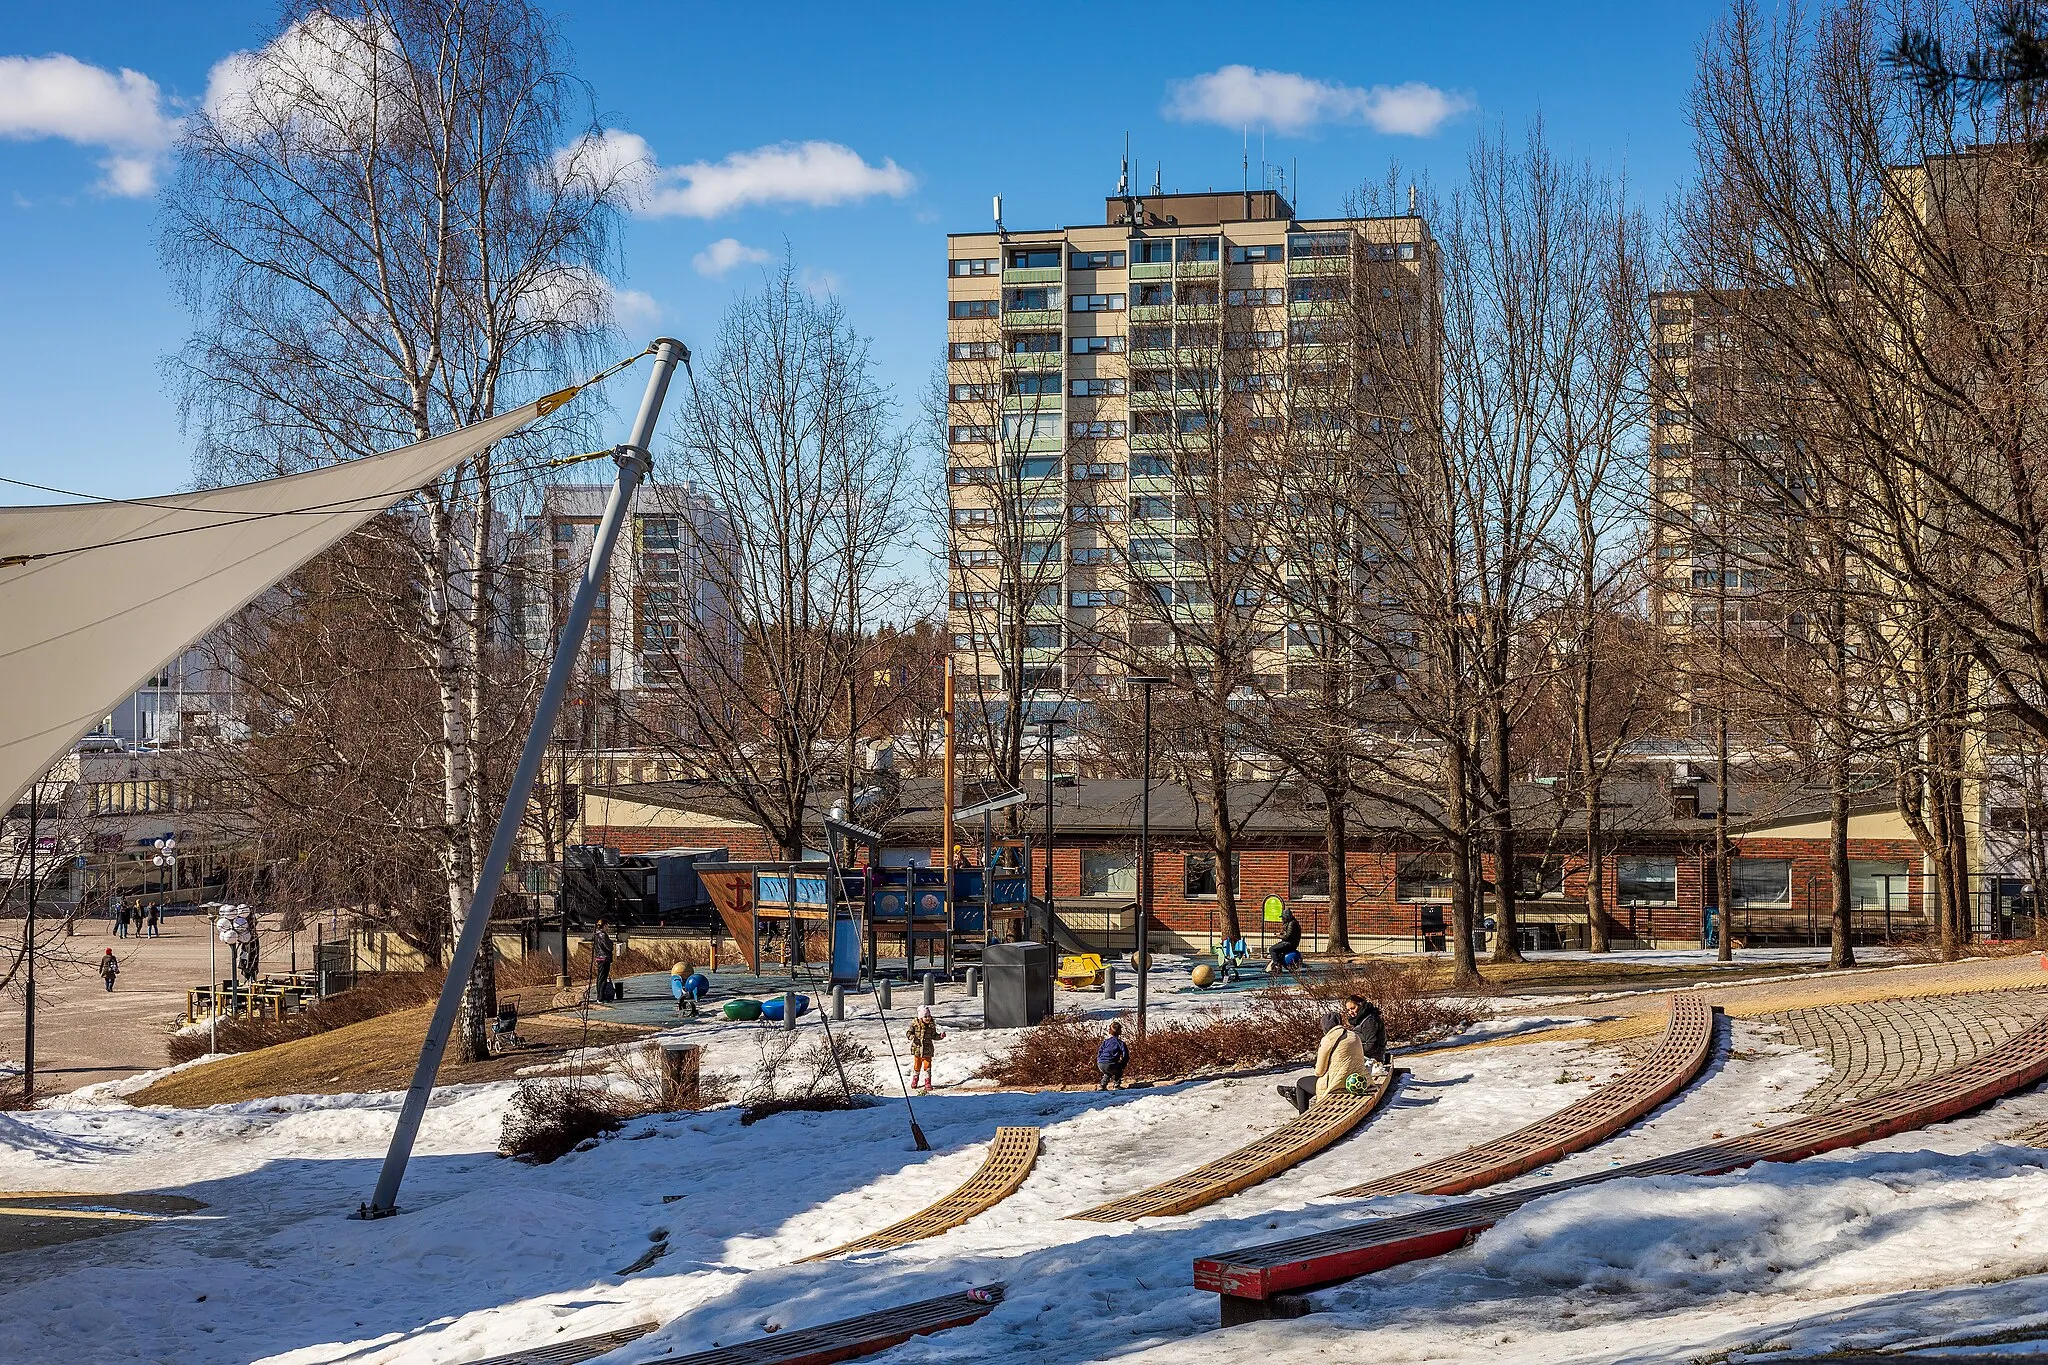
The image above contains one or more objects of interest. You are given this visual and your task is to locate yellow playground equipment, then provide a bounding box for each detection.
[1057,952,1105,990]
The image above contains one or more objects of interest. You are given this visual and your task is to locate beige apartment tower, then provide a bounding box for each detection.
[944,189,1433,729]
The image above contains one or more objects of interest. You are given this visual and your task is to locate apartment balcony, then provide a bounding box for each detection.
[1129,391,1172,410]
[1002,309,1061,328]
[1129,304,1174,323]
[1130,262,1173,281]
[1288,255,1351,276]
[1176,304,1221,324]
[1128,473,1175,495]
[1002,394,1063,413]
[1128,348,1173,367]
[1003,266,1061,285]
[1288,298,1346,317]
[1130,433,1177,452]
[1176,259,1219,279]
[1002,352,1062,372]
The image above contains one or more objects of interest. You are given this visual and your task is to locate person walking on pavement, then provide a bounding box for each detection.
[99,948,120,993]
[906,1004,945,1092]
[591,920,615,1003]
[150,903,163,937]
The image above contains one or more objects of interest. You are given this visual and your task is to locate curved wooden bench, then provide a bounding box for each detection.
[1196,1013,2048,1324]
[1332,994,1716,1199]
[1070,1068,1402,1222]
[800,1128,1039,1260]
[468,1286,1005,1365]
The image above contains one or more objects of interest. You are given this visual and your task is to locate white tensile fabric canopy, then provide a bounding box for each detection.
[0,392,573,814]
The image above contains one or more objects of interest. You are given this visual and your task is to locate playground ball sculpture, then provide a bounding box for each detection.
[1190,963,1216,988]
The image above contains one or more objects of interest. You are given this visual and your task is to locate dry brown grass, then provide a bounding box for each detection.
[977,961,1479,1088]
[497,942,684,988]
[165,972,444,1064]
[133,1001,652,1108]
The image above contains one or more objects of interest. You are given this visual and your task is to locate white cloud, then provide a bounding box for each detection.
[551,128,657,203]
[202,13,403,148]
[517,263,659,333]
[612,286,662,330]
[692,237,772,277]
[0,54,179,195]
[1165,66,1470,136]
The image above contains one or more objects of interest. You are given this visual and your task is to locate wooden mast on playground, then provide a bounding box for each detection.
[942,657,956,968]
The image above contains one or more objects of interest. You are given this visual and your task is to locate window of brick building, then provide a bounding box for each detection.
[1289,852,1330,900]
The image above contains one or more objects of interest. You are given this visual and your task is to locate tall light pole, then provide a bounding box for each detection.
[1126,676,1167,1039]
[1025,717,1064,937]
[21,773,42,1102]
[152,837,177,905]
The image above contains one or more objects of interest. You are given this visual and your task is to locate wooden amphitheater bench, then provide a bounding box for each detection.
[801,1127,1040,1260]
[1069,1068,1402,1222]
[1331,994,1716,1199]
[1196,1013,2048,1325]
[461,1285,1005,1365]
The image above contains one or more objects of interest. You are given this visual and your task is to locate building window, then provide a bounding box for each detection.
[1070,420,1126,439]
[1025,624,1061,649]
[1008,332,1062,355]
[1069,462,1124,481]
[1070,589,1125,607]
[1848,860,1909,910]
[1006,246,1061,269]
[1071,249,1126,270]
[1731,858,1792,907]
[1071,335,1124,354]
[1615,859,1675,904]
[1132,239,1174,264]
[948,465,992,485]
[1071,293,1126,312]
[1002,413,1062,443]
[1289,278,1347,303]
[1228,242,1285,264]
[1081,850,1137,897]
[1289,230,1350,258]
[950,382,996,400]
[957,548,998,567]
[1007,374,1061,396]
[1227,287,1285,306]
[949,341,1000,360]
[1129,496,1174,521]
[1069,504,1123,524]
[1071,545,1111,564]
[949,425,994,444]
[1289,852,1330,900]
[1396,854,1453,902]
[951,590,996,609]
[950,299,998,319]
[951,507,994,526]
[1005,287,1059,311]
[1133,282,1172,307]
[1224,330,1285,350]
[1071,378,1126,396]
[1184,851,1240,898]
[1177,236,1220,262]
[951,257,1000,276]
[1132,454,1172,477]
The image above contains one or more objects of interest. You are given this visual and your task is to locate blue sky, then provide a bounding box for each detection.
[0,1,1718,501]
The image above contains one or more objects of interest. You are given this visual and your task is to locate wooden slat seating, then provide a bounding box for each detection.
[1195,1013,2048,1323]
[699,868,758,973]
[801,1127,1041,1261]
[1333,994,1716,1199]
[463,1322,658,1365]
[1071,1068,1403,1222]
[664,1284,1005,1365]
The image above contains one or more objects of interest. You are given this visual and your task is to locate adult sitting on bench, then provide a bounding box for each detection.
[1267,908,1303,974]
[491,1000,522,1050]
[1277,1010,1367,1114]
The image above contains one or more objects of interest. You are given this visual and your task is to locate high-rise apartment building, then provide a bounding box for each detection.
[520,482,736,739]
[944,189,1434,726]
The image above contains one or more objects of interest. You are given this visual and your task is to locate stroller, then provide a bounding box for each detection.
[1216,936,1251,984]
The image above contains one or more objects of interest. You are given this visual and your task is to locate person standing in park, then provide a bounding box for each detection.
[1096,1020,1130,1090]
[148,903,162,938]
[99,948,120,993]
[907,1004,945,1092]
[591,920,615,1003]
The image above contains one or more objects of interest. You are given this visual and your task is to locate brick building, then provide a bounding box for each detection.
[575,774,1931,954]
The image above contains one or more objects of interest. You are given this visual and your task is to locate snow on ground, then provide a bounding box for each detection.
[0,973,2044,1365]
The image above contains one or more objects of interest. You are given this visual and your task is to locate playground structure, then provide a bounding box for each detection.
[695,813,1032,983]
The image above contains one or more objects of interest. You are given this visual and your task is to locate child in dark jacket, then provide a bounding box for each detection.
[1096,1021,1130,1090]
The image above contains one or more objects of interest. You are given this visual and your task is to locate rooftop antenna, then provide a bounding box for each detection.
[1118,133,1130,197]
[1152,161,1161,196]
[993,193,1005,239]
[1408,182,1417,216]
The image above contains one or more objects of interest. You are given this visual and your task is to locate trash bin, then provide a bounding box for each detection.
[981,941,1053,1030]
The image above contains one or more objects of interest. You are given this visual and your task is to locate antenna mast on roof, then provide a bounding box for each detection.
[1152,162,1161,196]
[1117,132,1129,197]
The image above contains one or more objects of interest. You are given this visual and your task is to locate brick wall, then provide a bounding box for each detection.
[585,825,780,860]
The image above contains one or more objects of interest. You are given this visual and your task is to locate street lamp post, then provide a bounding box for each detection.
[1025,718,1064,939]
[1125,676,1167,1040]
[22,774,41,1102]
[152,837,177,906]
